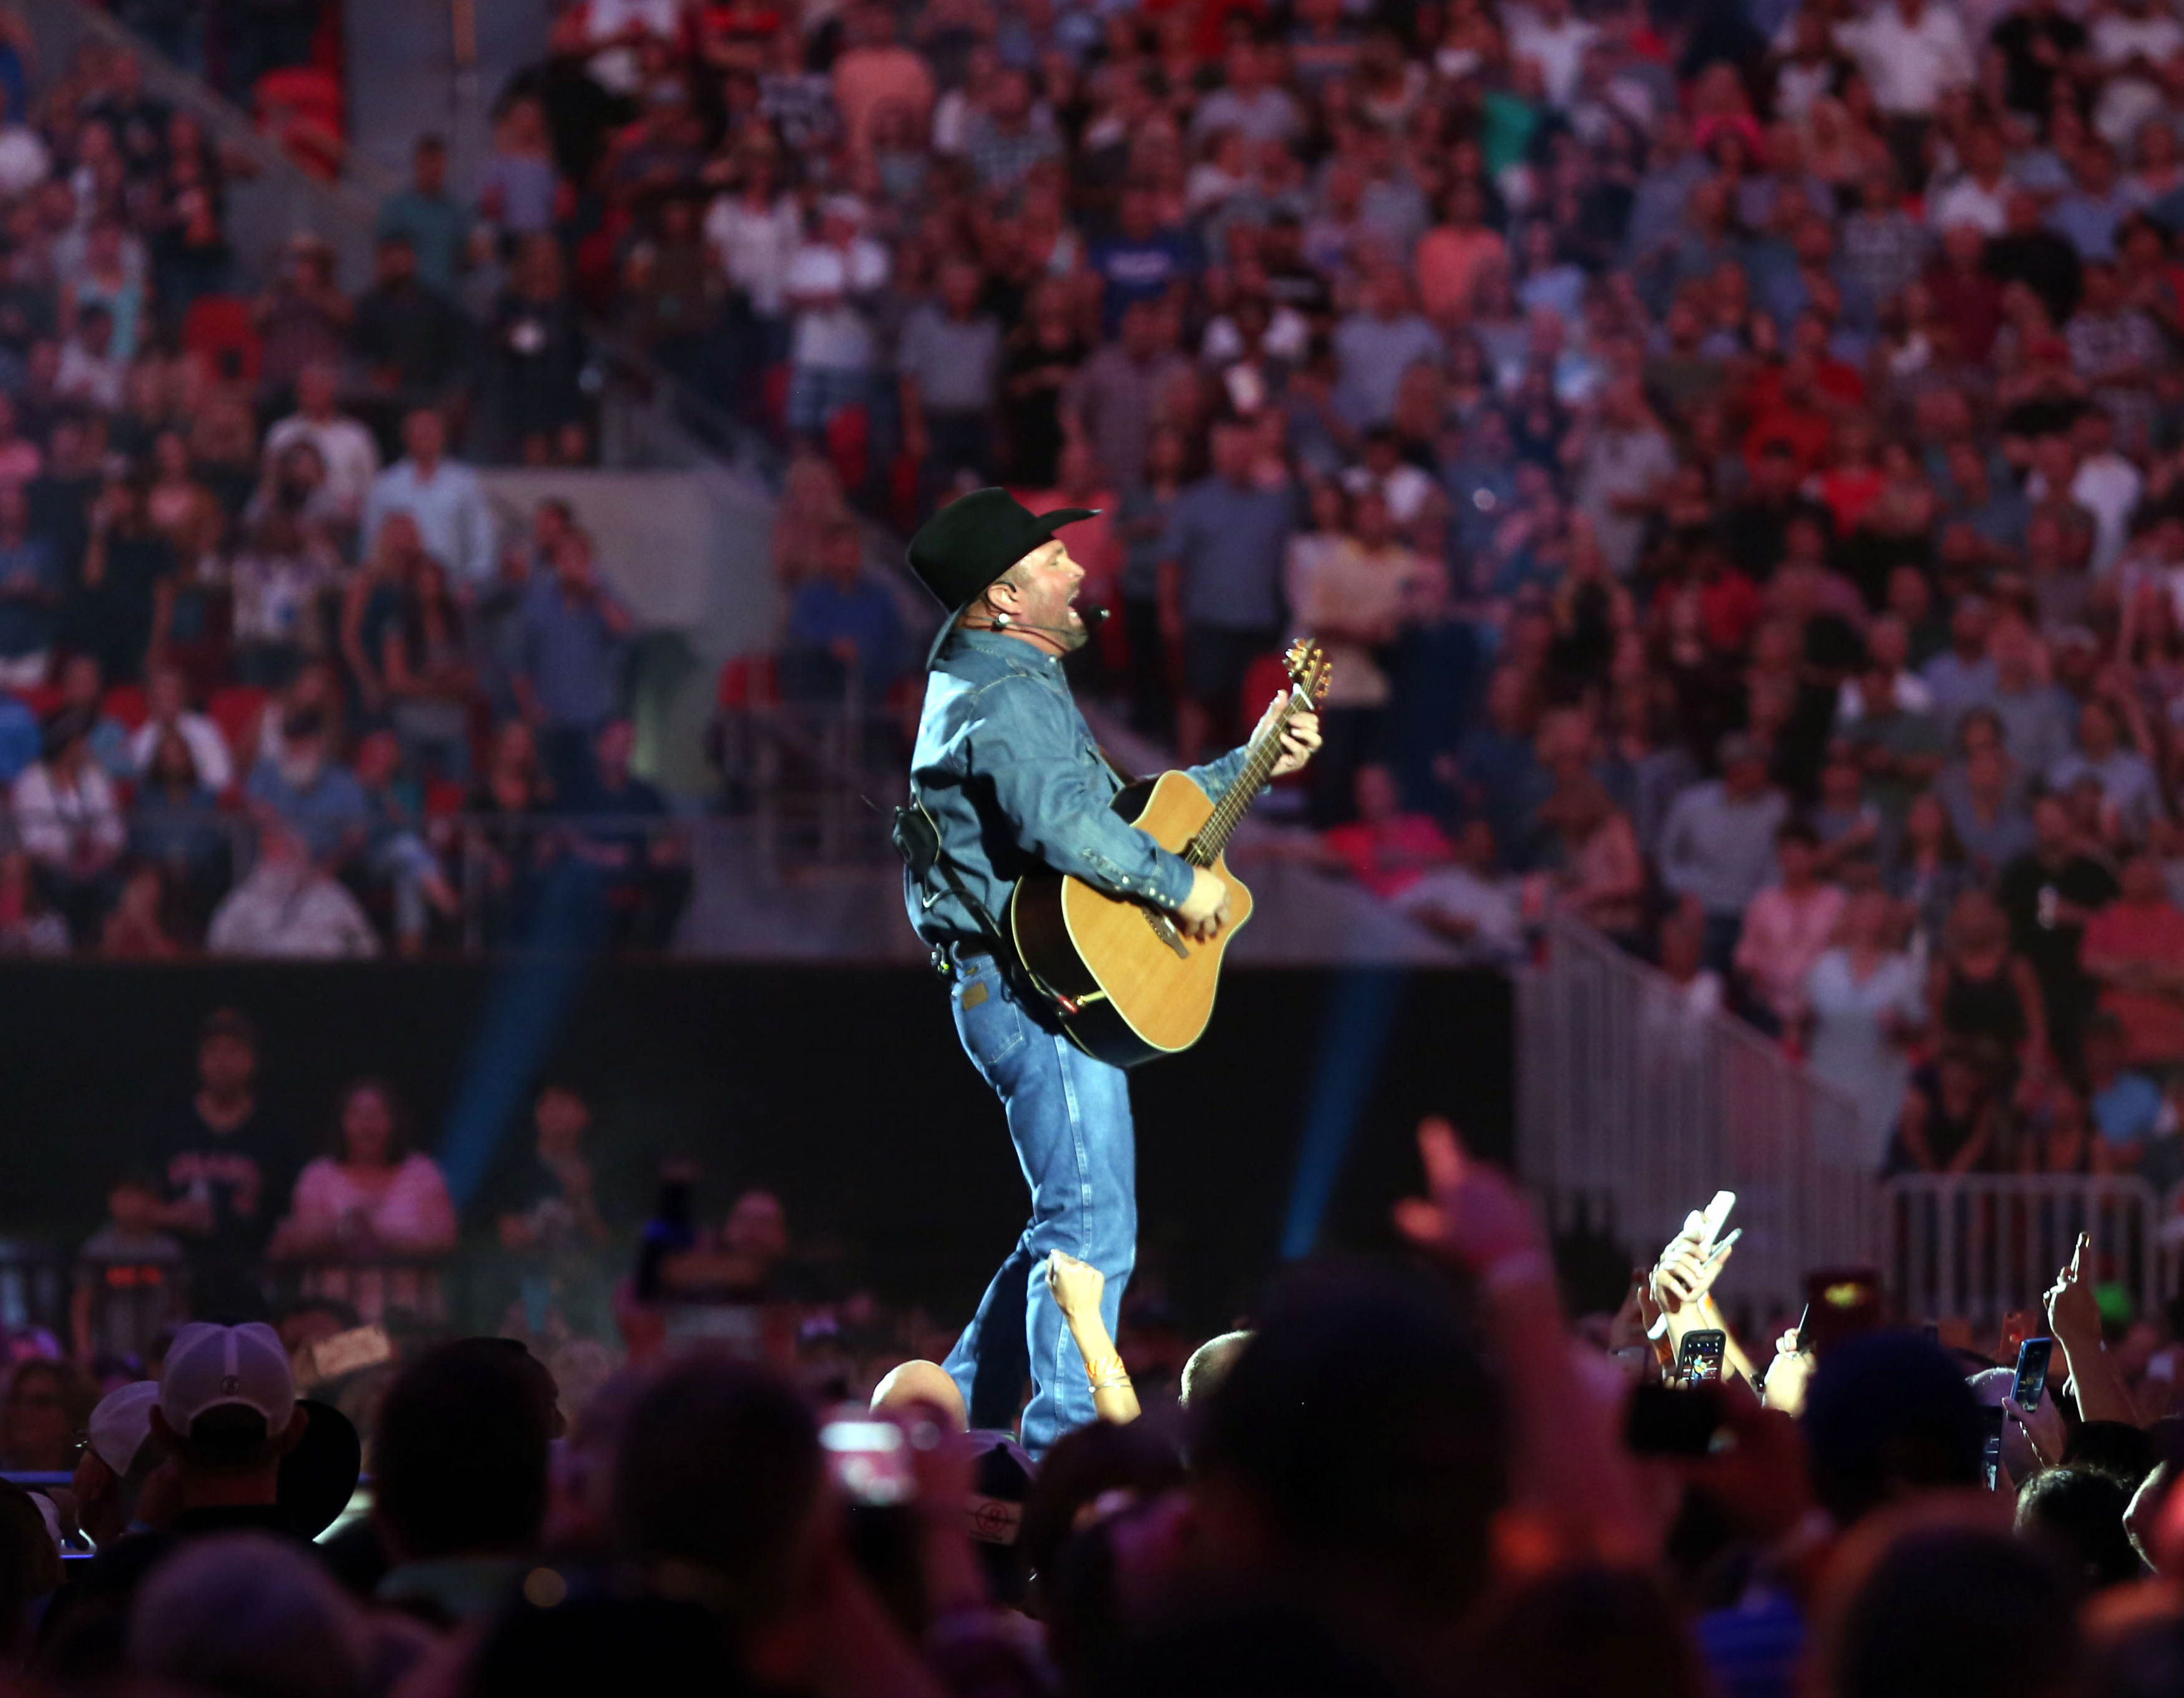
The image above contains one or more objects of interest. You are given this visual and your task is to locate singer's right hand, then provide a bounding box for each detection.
[1176,866,1231,941]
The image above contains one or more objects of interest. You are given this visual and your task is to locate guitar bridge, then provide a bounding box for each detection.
[1142,908,1190,959]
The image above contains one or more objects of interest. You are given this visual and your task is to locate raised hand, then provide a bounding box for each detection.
[2044,1231,2102,1352]
[1043,1249,1106,1322]
[1393,1116,1546,1274]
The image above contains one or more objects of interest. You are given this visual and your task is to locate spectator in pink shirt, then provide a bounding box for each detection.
[1735,821,1848,1035]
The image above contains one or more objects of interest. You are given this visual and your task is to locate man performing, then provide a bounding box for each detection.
[900,488,1319,1454]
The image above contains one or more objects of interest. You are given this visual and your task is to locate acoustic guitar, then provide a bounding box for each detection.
[1009,640,1333,1067]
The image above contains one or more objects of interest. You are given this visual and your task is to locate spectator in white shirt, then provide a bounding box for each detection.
[1835,0,1976,116]
[1506,0,1602,110]
[56,305,125,412]
[782,196,890,444]
[703,143,801,344]
[361,408,499,593]
[263,363,380,527]
[128,663,236,792]
[207,821,381,959]
[2090,0,2184,149]
[1927,123,2012,237]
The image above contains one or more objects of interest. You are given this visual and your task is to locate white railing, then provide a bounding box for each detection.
[1517,914,1878,1320]
[1883,1173,2184,1330]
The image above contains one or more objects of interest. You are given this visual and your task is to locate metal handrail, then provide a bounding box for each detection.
[1518,912,1879,1320]
[1880,1172,2184,1330]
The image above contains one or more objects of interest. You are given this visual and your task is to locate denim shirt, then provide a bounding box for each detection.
[905,628,1249,949]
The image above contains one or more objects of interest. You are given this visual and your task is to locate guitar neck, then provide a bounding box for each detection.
[1183,687,1308,867]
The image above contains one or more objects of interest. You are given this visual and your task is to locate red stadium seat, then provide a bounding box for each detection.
[103,683,148,731]
[182,296,261,386]
[717,655,780,710]
[205,685,268,769]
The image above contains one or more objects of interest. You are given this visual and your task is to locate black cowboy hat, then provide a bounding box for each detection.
[907,487,1098,670]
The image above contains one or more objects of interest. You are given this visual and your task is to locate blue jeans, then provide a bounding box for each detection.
[942,952,1135,1458]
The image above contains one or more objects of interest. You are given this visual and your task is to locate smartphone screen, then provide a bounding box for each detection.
[1625,1383,1725,1456]
[1979,1403,2006,1491]
[1676,1329,1727,1387]
[821,1419,917,1506]
[2012,1338,2055,1413]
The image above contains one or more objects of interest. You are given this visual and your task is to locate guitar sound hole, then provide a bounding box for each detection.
[1143,907,1190,960]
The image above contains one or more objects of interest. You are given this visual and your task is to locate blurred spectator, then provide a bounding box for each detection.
[207,821,380,960]
[779,518,900,704]
[0,478,57,686]
[0,1358,91,1473]
[478,235,590,467]
[2080,1010,2173,1183]
[1931,888,2049,1066]
[130,724,229,935]
[1068,300,1192,519]
[129,662,233,791]
[246,707,368,867]
[1159,419,1293,764]
[262,363,379,532]
[2081,847,2184,1068]
[252,235,351,404]
[570,716,690,951]
[229,511,336,690]
[897,256,1000,515]
[362,408,498,594]
[270,1078,457,1320]
[1657,733,1789,970]
[1807,887,1928,1168]
[830,4,934,160]
[782,195,889,449]
[71,1169,185,1364]
[376,134,470,297]
[1735,821,1848,1032]
[515,525,632,798]
[1997,794,2119,1068]
[344,525,474,784]
[350,237,469,418]
[12,706,125,942]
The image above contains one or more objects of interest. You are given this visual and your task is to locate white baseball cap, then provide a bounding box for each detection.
[159,1323,296,1437]
[87,1380,161,1474]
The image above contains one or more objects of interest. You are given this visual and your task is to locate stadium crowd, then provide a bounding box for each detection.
[3,1097,2184,1698]
[457,0,2184,1167]
[0,11,693,960]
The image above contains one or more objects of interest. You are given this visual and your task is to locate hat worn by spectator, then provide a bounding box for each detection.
[160,1322,297,1438]
[907,487,1099,670]
[87,1380,161,1475]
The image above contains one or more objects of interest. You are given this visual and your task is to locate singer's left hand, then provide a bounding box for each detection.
[1262,698,1322,778]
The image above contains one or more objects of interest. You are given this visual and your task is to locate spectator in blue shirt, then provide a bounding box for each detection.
[2084,1010,2175,1183]
[0,481,59,688]
[1159,420,1295,763]
[569,717,690,951]
[1089,185,1197,338]
[246,708,372,867]
[780,519,904,705]
[376,135,471,296]
[516,527,633,798]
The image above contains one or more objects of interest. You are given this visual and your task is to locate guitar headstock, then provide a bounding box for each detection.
[1282,638,1333,707]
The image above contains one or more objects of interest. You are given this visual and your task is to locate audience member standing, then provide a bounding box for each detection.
[516,526,633,798]
[146,1009,290,1320]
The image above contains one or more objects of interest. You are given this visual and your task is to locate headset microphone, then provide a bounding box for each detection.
[988,607,1108,638]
